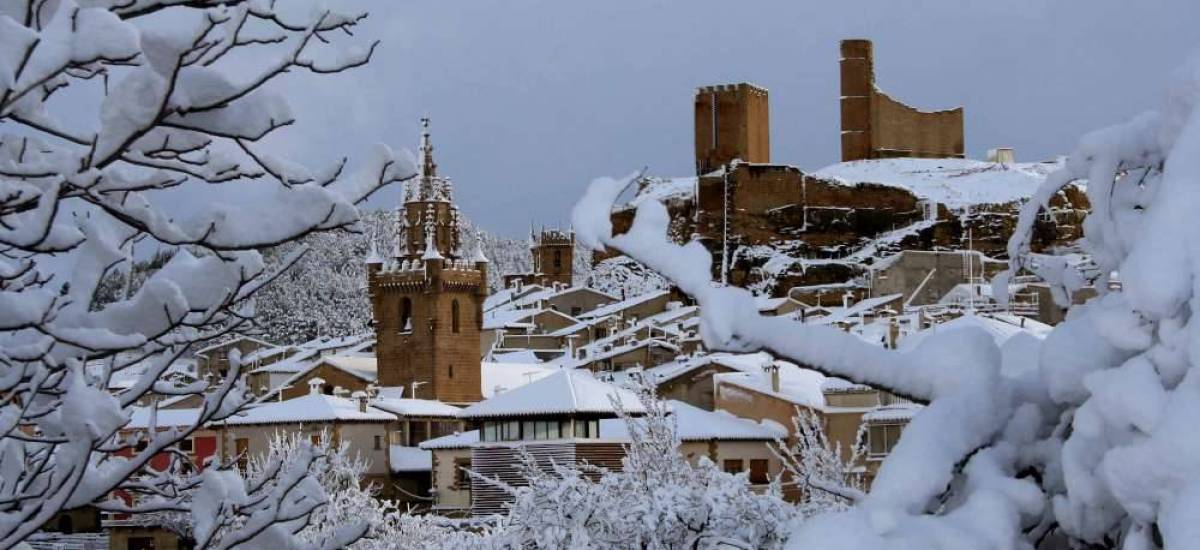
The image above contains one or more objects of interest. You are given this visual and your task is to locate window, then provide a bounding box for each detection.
[523,421,536,441]
[723,459,744,474]
[374,435,382,450]
[482,422,498,442]
[868,423,904,457]
[749,459,769,484]
[553,250,562,269]
[134,440,148,452]
[576,418,600,439]
[399,297,413,333]
[571,306,582,316]
[391,428,407,446]
[179,438,194,453]
[451,299,461,333]
[501,420,520,441]
[454,458,472,489]
[448,364,454,379]
[432,421,458,439]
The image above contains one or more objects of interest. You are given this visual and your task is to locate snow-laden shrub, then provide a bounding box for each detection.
[471,382,797,549]
[0,1,403,546]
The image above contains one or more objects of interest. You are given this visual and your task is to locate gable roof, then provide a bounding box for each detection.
[715,361,828,411]
[255,353,378,402]
[219,392,396,425]
[459,369,646,419]
[194,334,277,357]
[370,395,462,418]
[576,290,670,320]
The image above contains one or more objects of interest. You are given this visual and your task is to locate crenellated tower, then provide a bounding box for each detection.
[502,227,575,289]
[367,118,487,404]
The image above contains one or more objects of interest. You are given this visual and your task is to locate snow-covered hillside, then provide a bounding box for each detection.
[253,210,591,344]
[813,157,1068,208]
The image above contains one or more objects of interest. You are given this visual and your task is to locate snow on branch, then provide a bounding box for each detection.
[0,1,407,546]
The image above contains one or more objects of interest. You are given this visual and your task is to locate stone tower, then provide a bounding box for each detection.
[501,228,575,289]
[530,228,574,287]
[840,39,965,162]
[693,83,770,176]
[367,119,487,404]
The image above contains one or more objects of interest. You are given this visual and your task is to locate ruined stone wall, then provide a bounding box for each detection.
[871,91,964,159]
[840,39,964,162]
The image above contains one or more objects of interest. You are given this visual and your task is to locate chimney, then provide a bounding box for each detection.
[888,317,900,349]
[307,377,325,395]
[352,391,368,413]
[765,363,781,393]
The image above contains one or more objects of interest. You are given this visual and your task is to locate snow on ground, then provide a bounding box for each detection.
[813,157,1066,208]
[620,176,697,209]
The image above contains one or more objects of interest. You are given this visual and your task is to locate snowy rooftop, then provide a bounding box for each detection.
[715,361,828,411]
[420,429,479,450]
[810,294,903,325]
[194,335,276,357]
[577,290,670,320]
[489,349,543,364]
[862,404,923,423]
[643,400,785,441]
[900,313,1051,351]
[389,445,433,472]
[484,284,547,312]
[460,369,646,419]
[482,308,538,330]
[481,361,559,398]
[126,407,203,430]
[221,391,396,425]
[812,157,1066,209]
[370,394,462,418]
[422,400,781,449]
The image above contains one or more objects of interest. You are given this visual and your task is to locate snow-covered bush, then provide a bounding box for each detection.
[572,53,1200,549]
[474,381,796,549]
[0,1,405,545]
[255,431,497,550]
[772,408,866,516]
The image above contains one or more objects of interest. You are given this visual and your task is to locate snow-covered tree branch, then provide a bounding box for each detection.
[0,0,410,546]
[571,53,1200,549]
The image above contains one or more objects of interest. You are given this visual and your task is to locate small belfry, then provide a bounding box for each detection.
[503,226,575,289]
[367,118,487,404]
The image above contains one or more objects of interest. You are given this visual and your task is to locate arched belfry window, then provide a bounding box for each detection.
[554,250,562,270]
[399,297,413,333]
[451,299,461,333]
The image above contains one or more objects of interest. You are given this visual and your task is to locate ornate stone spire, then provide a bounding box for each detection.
[419,116,436,179]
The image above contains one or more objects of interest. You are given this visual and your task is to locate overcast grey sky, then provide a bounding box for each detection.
[267,0,1200,238]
